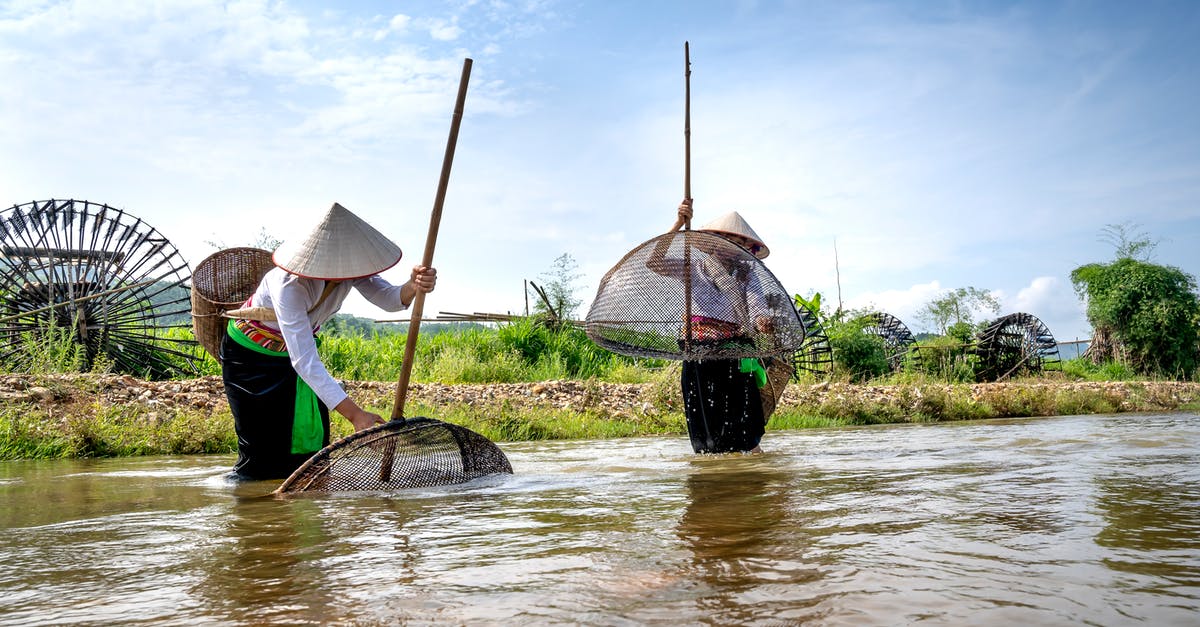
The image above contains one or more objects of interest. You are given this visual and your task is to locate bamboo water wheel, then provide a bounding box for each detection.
[790,302,833,377]
[0,199,201,379]
[973,312,1060,382]
[861,312,920,371]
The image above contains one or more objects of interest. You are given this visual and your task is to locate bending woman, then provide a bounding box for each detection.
[220,202,436,480]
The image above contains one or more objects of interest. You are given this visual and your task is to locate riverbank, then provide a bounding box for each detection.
[2,373,1199,459]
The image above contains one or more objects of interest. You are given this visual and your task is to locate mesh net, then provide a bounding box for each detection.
[190,247,274,362]
[586,231,807,360]
[759,356,794,420]
[275,417,513,493]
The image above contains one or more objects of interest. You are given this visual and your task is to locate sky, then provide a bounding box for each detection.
[2,0,1198,343]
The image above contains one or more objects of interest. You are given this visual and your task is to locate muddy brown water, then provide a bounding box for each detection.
[1,412,1198,626]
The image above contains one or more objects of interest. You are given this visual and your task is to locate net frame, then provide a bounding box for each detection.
[275,417,513,494]
[586,230,808,360]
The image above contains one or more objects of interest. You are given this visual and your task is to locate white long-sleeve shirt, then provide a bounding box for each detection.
[248,267,408,408]
[652,253,771,329]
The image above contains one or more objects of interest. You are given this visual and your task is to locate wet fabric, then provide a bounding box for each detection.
[681,340,766,454]
[221,326,331,480]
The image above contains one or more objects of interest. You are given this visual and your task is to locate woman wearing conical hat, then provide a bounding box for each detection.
[220,203,436,480]
[647,199,777,454]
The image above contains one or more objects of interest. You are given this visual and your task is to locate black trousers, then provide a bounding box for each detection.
[220,331,330,480]
[681,356,766,454]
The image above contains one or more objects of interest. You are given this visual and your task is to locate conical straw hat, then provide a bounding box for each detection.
[699,211,769,259]
[272,203,403,279]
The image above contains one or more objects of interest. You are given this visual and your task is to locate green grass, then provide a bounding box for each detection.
[4,376,1198,460]
[0,402,237,460]
[4,316,1200,460]
[318,318,665,384]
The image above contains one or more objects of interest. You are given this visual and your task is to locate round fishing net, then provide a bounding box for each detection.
[276,417,513,494]
[586,230,808,360]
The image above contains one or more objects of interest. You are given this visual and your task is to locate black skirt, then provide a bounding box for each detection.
[220,331,331,480]
[681,354,766,454]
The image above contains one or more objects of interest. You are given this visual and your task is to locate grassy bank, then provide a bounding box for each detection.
[3,318,1199,460]
[3,375,1198,461]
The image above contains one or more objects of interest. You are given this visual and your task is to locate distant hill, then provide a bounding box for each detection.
[320,314,489,338]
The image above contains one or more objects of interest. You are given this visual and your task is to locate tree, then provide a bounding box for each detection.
[794,293,889,381]
[1099,221,1158,262]
[917,287,1000,340]
[1071,252,1200,379]
[827,312,891,382]
[205,227,282,251]
[532,253,583,320]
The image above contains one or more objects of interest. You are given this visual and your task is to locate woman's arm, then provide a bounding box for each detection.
[646,199,693,277]
[272,276,385,431]
[355,266,438,311]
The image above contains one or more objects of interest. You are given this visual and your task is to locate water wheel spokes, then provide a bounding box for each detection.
[791,302,833,378]
[0,199,201,379]
[861,311,920,371]
[973,312,1060,382]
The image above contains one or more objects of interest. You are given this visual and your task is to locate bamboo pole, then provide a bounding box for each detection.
[683,41,694,353]
[390,58,473,422]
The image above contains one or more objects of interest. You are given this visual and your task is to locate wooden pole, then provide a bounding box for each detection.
[683,41,694,352]
[391,58,472,422]
[683,41,692,213]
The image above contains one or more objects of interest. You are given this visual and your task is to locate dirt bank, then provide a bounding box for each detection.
[3,373,1198,419]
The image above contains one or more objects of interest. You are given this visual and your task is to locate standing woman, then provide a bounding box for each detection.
[647,199,775,454]
[221,202,437,480]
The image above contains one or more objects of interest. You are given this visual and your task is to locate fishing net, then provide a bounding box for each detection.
[275,417,513,494]
[759,355,794,420]
[586,230,808,360]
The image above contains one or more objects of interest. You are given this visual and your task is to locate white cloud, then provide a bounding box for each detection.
[844,280,944,331]
[0,1,1194,335]
[423,17,463,41]
[998,276,1090,341]
[389,13,412,32]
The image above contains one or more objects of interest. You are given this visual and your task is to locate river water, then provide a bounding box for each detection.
[1,412,1198,626]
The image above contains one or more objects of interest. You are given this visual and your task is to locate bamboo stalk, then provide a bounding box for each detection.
[683,41,694,353]
[391,58,473,422]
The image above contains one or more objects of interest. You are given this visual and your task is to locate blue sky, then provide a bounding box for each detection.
[2,0,1198,342]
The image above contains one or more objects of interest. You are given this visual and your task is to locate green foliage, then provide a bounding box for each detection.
[1099,221,1158,262]
[1071,256,1200,378]
[9,323,88,374]
[911,336,977,383]
[1059,358,1137,382]
[826,313,890,382]
[532,252,584,320]
[917,286,1000,336]
[0,403,237,460]
[314,316,663,384]
[320,314,405,337]
[794,292,822,317]
[399,399,686,442]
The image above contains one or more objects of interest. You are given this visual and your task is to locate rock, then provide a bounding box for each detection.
[28,387,54,401]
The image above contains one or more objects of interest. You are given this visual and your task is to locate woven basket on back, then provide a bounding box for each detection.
[190,247,274,362]
[586,230,808,361]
